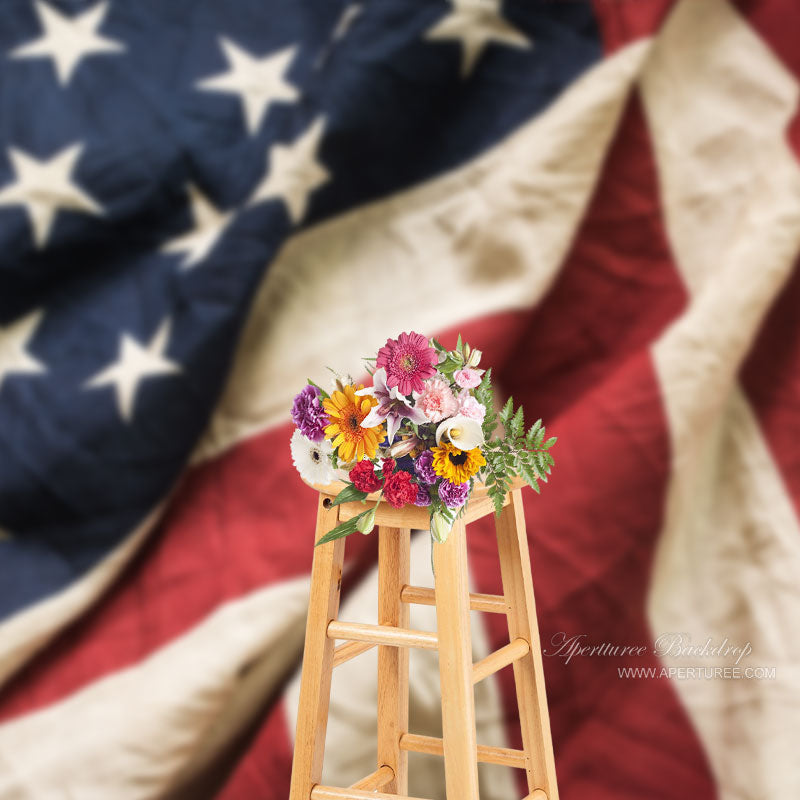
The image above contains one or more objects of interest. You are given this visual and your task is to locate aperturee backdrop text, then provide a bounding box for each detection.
[290,332,556,544]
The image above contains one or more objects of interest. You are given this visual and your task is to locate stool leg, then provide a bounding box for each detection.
[433,519,480,800]
[495,489,559,800]
[289,496,346,800]
[377,526,411,794]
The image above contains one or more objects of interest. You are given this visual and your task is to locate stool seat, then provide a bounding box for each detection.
[289,481,559,800]
[308,476,527,530]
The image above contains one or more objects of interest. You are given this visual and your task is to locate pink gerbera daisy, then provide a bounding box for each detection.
[376,332,438,395]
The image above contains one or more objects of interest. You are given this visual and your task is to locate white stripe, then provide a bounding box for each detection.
[643,1,800,797]
[0,577,310,800]
[193,39,652,463]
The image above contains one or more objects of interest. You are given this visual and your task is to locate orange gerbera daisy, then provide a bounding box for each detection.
[323,384,384,462]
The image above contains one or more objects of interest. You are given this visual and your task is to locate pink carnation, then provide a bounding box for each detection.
[457,392,486,423]
[417,377,458,422]
[454,368,484,389]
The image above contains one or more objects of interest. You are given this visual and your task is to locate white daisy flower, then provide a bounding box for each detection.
[290,429,335,485]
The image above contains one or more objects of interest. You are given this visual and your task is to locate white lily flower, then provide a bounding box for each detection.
[435,415,484,451]
[357,368,426,443]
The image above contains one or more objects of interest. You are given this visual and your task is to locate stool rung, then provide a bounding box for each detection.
[311,787,430,800]
[327,620,438,650]
[332,640,375,668]
[473,637,530,684]
[349,765,394,790]
[399,732,527,769]
[525,791,548,800]
[400,584,508,614]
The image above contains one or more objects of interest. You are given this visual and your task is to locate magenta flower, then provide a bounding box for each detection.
[357,368,427,443]
[376,331,438,395]
[454,367,484,389]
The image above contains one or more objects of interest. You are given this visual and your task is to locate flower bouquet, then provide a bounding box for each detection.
[290,332,556,546]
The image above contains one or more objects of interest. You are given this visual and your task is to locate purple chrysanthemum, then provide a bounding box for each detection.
[414,484,432,507]
[438,479,469,509]
[291,384,329,442]
[414,450,437,485]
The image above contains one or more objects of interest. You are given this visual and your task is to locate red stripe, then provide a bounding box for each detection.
[740,257,800,517]
[591,0,674,53]
[733,0,800,80]
[731,1,800,161]
[216,699,293,800]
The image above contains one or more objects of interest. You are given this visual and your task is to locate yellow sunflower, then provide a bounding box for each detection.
[323,384,383,462]
[431,443,486,484]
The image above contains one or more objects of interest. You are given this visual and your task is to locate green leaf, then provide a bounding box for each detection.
[489,483,506,516]
[438,356,461,376]
[533,452,549,482]
[474,369,497,439]
[526,418,542,447]
[330,484,369,506]
[315,510,374,546]
[307,379,329,399]
[543,436,557,449]
[500,397,514,425]
[510,405,525,439]
[519,458,537,490]
[456,334,463,355]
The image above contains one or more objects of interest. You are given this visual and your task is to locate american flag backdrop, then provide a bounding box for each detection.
[1,0,799,798]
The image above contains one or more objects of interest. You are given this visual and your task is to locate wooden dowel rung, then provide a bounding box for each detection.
[398,733,527,769]
[349,765,394,791]
[327,620,438,650]
[400,585,507,614]
[524,791,548,800]
[472,638,530,685]
[311,786,430,800]
[332,640,375,668]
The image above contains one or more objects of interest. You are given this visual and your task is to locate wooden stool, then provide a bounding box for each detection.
[289,479,559,800]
